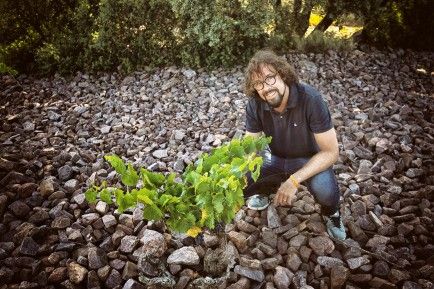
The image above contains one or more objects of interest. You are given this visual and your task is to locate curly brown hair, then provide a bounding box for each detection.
[244,49,299,99]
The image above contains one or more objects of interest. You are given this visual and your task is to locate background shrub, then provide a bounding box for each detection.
[169,0,273,68]
[1,0,432,75]
[89,0,179,72]
[293,30,355,53]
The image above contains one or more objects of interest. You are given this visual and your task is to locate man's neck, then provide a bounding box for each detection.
[273,84,289,114]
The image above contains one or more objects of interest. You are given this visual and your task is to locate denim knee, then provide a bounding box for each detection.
[307,169,340,215]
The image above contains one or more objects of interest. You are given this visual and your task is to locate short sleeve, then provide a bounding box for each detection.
[308,93,333,133]
[245,99,262,133]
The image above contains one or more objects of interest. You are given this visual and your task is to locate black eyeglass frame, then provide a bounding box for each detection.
[253,74,277,91]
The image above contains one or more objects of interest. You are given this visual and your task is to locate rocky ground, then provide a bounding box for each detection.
[0,48,433,289]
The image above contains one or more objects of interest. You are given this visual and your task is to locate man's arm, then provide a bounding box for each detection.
[274,127,339,206]
[291,127,339,183]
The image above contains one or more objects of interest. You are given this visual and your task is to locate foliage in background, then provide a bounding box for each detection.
[85,136,271,236]
[89,0,179,72]
[361,0,434,50]
[294,30,355,53]
[169,0,273,68]
[1,0,433,75]
[0,0,78,74]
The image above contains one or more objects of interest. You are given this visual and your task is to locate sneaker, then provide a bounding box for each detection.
[323,211,346,241]
[246,194,270,211]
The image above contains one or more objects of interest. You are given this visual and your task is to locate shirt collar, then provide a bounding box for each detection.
[263,82,299,111]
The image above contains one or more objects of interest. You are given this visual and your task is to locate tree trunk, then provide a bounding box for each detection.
[294,0,315,37]
[312,11,336,33]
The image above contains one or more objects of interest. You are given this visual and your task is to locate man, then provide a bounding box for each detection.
[243,50,346,240]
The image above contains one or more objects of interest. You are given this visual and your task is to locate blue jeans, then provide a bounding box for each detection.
[244,149,340,215]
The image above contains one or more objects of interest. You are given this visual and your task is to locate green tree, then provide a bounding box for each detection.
[0,0,77,73]
[169,0,272,68]
[89,0,179,72]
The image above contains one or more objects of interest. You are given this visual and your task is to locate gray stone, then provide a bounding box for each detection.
[308,236,335,256]
[267,205,281,228]
[64,179,79,192]
[58,165,73,181]
[273,266,293,289]
[67,262,88,284]
[105,269,122,288]
[317,256,344,268]
[102,214,117,228]
[73,193,86,206]
[347,256,370,269]
[9,200,31,218]
[100,125,111,134]
[82,213,100,225]
[48,110,62,121]
[119,236,139,254]
[182,69,197,79]
[122,278,145,289]
[88,247,108,269]
[95,201,109,214]
[140,229,167,258]
[286,252,302,272]
[19,237,39,256]
[122,261,138,280]
[234,265,264,282]
[167,246,199,265]
[228,231,248,252]
[52,216,71,229]
[38,178,54,197]
[173,130,186,141]
[23,121,35,131]
[152,149,168,159]
[331,265,349,289]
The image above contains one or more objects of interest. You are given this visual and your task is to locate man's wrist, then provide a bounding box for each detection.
[288,174,300,188]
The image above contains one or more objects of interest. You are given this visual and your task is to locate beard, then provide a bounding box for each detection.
[264,89,283,108]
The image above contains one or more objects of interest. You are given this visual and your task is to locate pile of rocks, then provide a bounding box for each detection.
[0,47,433,289]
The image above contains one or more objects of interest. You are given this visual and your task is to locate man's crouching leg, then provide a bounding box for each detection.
[306,168,346,240]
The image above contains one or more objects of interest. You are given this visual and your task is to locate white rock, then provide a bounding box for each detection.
[167,246,199,265]
[102,214,117,228]
[152,149,168,159]
[96,201,109,214]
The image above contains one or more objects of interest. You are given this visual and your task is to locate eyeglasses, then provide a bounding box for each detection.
[252,74,277,91]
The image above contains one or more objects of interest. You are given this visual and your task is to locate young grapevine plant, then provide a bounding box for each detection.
[85,136,271,237]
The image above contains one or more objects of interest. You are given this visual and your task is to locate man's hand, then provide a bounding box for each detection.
[274,179,297,206]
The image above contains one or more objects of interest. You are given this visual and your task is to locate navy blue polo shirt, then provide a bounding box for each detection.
[245,82,333,159]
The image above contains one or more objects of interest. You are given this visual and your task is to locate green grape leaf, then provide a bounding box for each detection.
[140,168,165,189]
[195,178,211,195]
[167,212,196,233]
[105,155,126,175]
[159,194,180,207]
[84,186,98,203]
[184,171,201,186]
[143,204,164,221]
[136,188,157,205]
[213,192,225,214]
[249,156,263,182]
[195,191,212,207]
[121,164,139,187]
[123,192,137,209]
[229,141,244,158]
[99,188,113,204]
[255,136,272,151]
[242,136,256,154]
[115,189,126,213]
[203,206,215,229]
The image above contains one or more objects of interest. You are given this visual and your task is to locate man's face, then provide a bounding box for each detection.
[252,65,286,108]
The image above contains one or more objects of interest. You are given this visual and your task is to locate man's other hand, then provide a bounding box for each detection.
[274,180,296,206]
